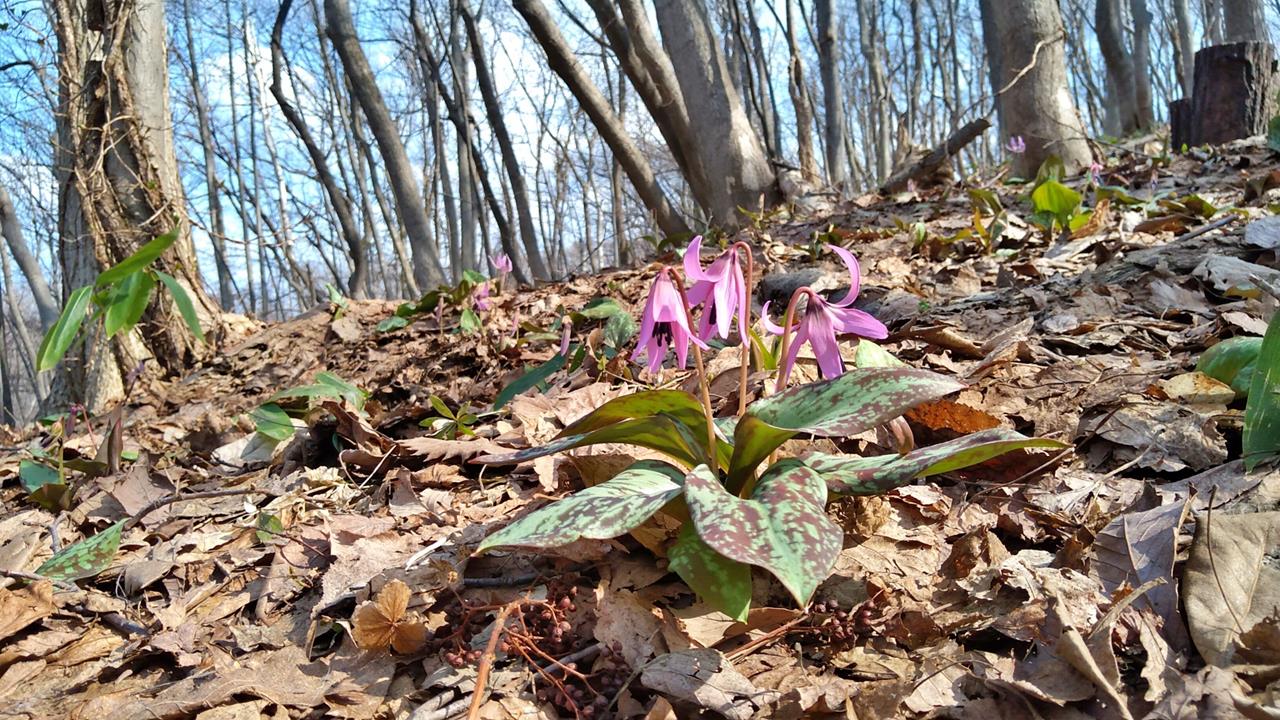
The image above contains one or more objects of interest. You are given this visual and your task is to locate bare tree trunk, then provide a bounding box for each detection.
[816,0,848,185]
[1224,0,1269,41]
[652,0,778,226]
[856,0,892,181]
[269,0,367,297]
[514,0,688,237]
[52,0,220,410]
[0,184,58,330]
[449,14,478,277]
[779,0,818,179]
[1130,0,1155,130]
[1096,0,1140,134]
[460,1,551,281]
[1173,0,1196,97]
[981,0,1092,176]
[1,247,48,408]
[180,0,235,310]
[324,0,446,290]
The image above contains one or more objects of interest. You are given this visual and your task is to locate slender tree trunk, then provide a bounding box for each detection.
[460,1,551,281]
[324,0,446,290]
[514,0,688,237]
[781,0,817,179]
[1130,0,1155,130]
[269,0,367,297]
[450,13,478,277]
[652,0,778,226]
[1096,0,1140,134]
[1173,0,1196,98]
[0,184,58,330]
[816,0,848,185]
[856,0,892,181]
[180,0,235,310]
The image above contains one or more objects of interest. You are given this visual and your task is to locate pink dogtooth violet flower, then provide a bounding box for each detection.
[632,268,708,374]
[472,281,492,311]
[761,244,889,382]
[683,235,749,342]
[493,253,513,275]
[1089,161,1104,186]
[1006,135,1026,155]
[559,317,573,357]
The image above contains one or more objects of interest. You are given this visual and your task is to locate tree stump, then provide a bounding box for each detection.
[1170,42,1279,148]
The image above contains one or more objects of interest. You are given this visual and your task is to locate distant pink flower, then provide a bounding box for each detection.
[1006,136,1026,155]
[1089,162,1104,185]
[683,235,748,342]
[493,253,513,275]
[632,268,707,374]
[472,282,492,311]
[559,318,573,356]
[762,245,888,382]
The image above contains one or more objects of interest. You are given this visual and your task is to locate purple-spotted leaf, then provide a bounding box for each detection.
[727,367,964,489]
[667,524,753,621]
[475,415,701,467]
[685,462,840,606]
[36,519,126,582]
[804,428,1067,495]
[477,459,684,552]
[560,390,708,437]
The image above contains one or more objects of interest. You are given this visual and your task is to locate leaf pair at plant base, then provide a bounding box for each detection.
[36,520,127,582]
[727,367,965,491]
[683,462,841,609]
[804,428,1067,495]
[477,460,684,552]
[1244,309,1280,471]
[478,390,718,468]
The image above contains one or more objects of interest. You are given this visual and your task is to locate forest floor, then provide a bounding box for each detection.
[2,137,1280,720]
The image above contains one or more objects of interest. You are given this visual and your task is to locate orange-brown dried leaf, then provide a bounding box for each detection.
[351,579,427,653]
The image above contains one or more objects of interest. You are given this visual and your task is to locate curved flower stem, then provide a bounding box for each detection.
[773,287,812,393]
[670,272,718,462]
[732,242,754,416]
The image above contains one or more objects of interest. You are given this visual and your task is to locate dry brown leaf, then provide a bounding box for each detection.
[0,581,57,643]
[1184,511,1280,667]
[639,649,779,720]
[351,579,428,654]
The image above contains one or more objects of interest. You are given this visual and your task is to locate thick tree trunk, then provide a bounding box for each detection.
[324,0,446,291]
[514,0,688,238]
[1224,0,1269,42]
[459,2,551,281]
[1096,0,1140,135]
[270,0,368,297]
[652,0,778,227]
[816,0,848,185]
[1172,41,1279,147]
[0,184,58,330]
[1130,0,1155,129]
[52,0,220,410]
[982,0,1092,177]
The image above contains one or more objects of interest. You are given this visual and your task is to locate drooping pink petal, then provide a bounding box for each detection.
[831,306,889,339]
[683,235,713,282]
[826,244,863,308]
[803,301,845,379]
[779,321,809,384]
[760,301,789,336]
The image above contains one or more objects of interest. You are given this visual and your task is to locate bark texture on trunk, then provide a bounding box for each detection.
[324,0,446,291]
[652,0,778,227]
[1224,0,1269,42]
[1172,41,1279,147]
[983,0,1092,176]
[816,0,848,185]
[52,0,220,410]
[0,184,59,331]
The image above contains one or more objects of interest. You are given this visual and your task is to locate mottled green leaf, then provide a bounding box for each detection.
[459,308,482,334]
[574,297,627,320]
[269,371,367,411]
[727,368,965,490]
[36,286,94,372]
[19,460,61,493]
[604,312,637,350]
[475,414,701,467]
[378,315,409,332]
[256,512,284,543]
[668,524,752,621]
[154,270,207,342]
[1198,336,1263,399]
[853,340,905,368]
[1031,179,1081,227]
[95,230,177,287]
[1244,311,1280,470]
[806,428,1067,495]
[493,351,567,410]
[250,403,296,443]
[560,390,706,437]
[685,462,841,606]
[478,459,684,552]
[36,520,126,582]
[102,271,156,338]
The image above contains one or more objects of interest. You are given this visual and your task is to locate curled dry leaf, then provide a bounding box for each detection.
[351,579,428,654]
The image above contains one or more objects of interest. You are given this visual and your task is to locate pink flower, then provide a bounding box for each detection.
[1006,135,1026,155]
[472,282,492,311]
[683,236,748,341]
[762,245,888,382]
[632,269,707,374]
[493,253,513,275]
[1089,162,1104,185]
[559,318,573,356]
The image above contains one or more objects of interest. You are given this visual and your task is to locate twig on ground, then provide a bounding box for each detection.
[465,601,515,720]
